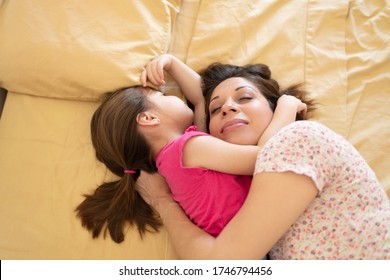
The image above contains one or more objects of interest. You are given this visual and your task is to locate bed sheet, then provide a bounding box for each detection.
[0,92,179,259]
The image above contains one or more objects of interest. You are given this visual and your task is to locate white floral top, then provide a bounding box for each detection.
[255,121,390,259]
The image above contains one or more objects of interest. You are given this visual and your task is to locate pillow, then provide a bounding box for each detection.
[0,0,180,101]
[185,0,349,134]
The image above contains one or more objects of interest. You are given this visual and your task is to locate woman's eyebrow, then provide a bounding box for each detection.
[210,96,219,103]
[235,86,256,91]
[210,85,256,104]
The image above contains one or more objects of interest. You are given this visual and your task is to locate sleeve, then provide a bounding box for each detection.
[254,121,343,192]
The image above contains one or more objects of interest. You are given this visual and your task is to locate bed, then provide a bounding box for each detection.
[0,0,389,259]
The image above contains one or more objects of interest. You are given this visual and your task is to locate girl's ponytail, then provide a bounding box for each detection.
[76,172,161,243]
[76,87,162,243]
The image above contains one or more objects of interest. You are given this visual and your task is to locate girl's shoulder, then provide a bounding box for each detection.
[180,125,210,143]
[166,126,210,156]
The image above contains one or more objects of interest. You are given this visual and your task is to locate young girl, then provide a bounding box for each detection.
[76,55,312,243]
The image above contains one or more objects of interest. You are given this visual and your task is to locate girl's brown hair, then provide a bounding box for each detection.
[75,86,162,243]
[200,63,316,131]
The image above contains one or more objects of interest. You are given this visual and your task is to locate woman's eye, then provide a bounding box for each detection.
[210,107,221,114]
[239,96,253,102]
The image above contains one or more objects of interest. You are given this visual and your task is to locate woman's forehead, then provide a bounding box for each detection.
[211,77,259,97]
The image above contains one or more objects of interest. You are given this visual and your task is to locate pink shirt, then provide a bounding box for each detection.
[255,121,390,259]
[156,126,251,236]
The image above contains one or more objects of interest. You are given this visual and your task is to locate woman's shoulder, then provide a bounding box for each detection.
[278,120,334,138]
[267,120,344,150]
[284,120,328,131]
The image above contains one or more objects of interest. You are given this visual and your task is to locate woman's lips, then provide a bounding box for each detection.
[220,119,248,133]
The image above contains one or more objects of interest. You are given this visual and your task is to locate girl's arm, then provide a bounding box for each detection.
[183,134,259,175]
[257,95,307,147]
[182,96,307,175]
[138,170,318,259]
[141,54,206,132]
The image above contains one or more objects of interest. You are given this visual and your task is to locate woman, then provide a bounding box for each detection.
[137,57,390,260]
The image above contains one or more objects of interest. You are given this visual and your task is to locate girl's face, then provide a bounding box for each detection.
[148,91,194,131]
[208,77,274,145]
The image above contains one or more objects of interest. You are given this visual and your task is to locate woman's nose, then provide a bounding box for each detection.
[221,99,239,116]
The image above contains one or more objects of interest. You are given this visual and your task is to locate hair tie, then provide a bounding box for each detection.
[124,169,136,174]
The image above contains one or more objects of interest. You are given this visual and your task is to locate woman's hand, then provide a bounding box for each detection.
[140,54,173,87]
[137,171,174,213]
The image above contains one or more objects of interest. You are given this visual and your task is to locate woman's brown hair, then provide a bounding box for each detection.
[199,63,316,131]
[75,86,162,243]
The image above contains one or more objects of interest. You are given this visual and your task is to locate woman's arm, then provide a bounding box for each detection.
[141,54,206,132]
[138,170,318,259]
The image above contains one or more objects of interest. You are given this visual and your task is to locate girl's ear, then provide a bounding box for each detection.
[136,111,161,126]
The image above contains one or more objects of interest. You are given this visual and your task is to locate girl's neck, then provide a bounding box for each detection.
[149,127,186,159]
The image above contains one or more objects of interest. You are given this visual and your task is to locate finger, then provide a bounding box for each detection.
[140,69,147,87]
[153,61,165,86]
[299,103,308,113]
[156,61,165,81]
[146,63,160,86]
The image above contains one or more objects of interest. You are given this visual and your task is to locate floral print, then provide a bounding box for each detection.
[255,121,390,259]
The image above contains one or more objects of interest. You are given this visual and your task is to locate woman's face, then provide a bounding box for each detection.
[208,77,274,145]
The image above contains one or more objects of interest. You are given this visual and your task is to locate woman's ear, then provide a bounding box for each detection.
[136,111,161,126]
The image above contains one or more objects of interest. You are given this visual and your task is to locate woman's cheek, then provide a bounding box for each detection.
[208,120,220,137]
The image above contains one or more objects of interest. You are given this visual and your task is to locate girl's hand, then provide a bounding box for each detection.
[277,95,307,115]
[140,54,173,87]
